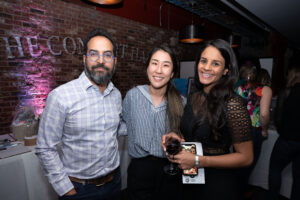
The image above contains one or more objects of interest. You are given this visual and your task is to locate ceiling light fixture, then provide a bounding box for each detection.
[230,34,241,48]
[179,25,204,43]
[86,0,123,5]
[179,2,204,43]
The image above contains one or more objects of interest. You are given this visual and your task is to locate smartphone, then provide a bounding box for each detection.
[181,143,198,176]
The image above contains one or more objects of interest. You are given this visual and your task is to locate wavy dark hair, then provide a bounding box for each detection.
[191,39,239,141]
[146,45,184,134]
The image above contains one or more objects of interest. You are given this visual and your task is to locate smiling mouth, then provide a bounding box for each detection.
[153,76,163,81]
[201,72,213,78]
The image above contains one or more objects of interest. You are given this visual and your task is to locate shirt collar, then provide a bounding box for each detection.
[79,72,94,90]
[79,72,115,95]
[137,85,166,108]
[104,81,115,96]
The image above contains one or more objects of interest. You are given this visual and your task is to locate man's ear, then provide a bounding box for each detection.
[83,55,86,65]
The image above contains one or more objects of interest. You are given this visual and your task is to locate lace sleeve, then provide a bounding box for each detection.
[226,96,252,143]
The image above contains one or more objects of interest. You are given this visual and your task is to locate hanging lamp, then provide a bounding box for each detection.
[86,0,123,5]
[179,25,204,43]
[179,2,204,44]
[230,34,241,48]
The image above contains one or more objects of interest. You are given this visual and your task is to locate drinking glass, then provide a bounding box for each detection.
[163,137,181,175]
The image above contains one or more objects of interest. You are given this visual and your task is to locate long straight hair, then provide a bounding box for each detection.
[146,46,184,134]
[191,39,239,140]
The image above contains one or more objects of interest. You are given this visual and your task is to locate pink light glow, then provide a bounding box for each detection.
[13,2,55,116]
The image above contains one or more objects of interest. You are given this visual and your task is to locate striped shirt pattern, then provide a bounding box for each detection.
[122,85,185,158]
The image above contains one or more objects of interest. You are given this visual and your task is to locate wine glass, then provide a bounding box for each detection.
[163,137,181,175]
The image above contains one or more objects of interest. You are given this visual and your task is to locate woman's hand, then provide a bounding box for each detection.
[170,149,196,170]
[161,132,184,152]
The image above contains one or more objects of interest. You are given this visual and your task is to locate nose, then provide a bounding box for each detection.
[155,64,163,73]
[97,54,104,64]
[203,62,212,71]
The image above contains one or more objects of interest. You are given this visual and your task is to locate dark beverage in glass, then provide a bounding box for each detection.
[164,138,181,175]
[166,139,181,155]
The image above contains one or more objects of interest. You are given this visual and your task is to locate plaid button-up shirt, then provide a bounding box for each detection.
[36,72,126,196]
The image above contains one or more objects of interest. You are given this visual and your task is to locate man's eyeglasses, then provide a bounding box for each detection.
[86,51,115,63]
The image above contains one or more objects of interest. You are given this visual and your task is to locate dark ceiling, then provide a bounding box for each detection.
[166,0,300,49]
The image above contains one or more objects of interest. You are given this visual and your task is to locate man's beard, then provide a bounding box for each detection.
[84,62,115,86]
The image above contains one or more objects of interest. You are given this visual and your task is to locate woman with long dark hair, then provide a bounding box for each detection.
[123,45,185,200]
[162,39,253,200]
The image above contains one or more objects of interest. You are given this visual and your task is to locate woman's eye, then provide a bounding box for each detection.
[200,59,206,64]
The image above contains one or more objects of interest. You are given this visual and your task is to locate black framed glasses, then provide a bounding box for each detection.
[86,51,115,63]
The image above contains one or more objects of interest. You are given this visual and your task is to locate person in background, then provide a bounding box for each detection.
[236,65,272,141]
[235,65,272,198]
[122,45,185,200]
[36,28,126,200]
[257,68,272,87]
[269,66,300,200]
[162,39,253,200]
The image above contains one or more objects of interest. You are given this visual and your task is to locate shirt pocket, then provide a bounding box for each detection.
[64,110,87,136]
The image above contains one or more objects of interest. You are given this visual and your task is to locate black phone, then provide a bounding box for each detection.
[181,143,198,176]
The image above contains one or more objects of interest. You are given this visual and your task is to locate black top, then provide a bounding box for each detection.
[180,94,252,156]
[275,83,300,141]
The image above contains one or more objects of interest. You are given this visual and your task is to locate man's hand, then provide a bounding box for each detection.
[64,188,77,196]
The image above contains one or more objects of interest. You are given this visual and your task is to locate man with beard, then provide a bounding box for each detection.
[36,28,126,200]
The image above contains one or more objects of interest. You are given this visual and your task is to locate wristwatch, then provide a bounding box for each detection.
[195,155,200,168]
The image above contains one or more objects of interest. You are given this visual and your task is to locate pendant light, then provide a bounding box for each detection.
[230,34,241,48]
[86,0,123,5]
[179,2,204,44]
[179,25,204,43]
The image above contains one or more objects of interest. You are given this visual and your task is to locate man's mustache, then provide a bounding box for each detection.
[92,64,110,72]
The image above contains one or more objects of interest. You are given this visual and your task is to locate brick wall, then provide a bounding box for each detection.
[0,0,199,134]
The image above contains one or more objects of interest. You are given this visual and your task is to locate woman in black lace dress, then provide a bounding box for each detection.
[162,39,253,200]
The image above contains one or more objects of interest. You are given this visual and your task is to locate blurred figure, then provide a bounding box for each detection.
[269,66,300,200]
[257,68,272,87]
[236,65,272,141]
[235,65,272,198]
